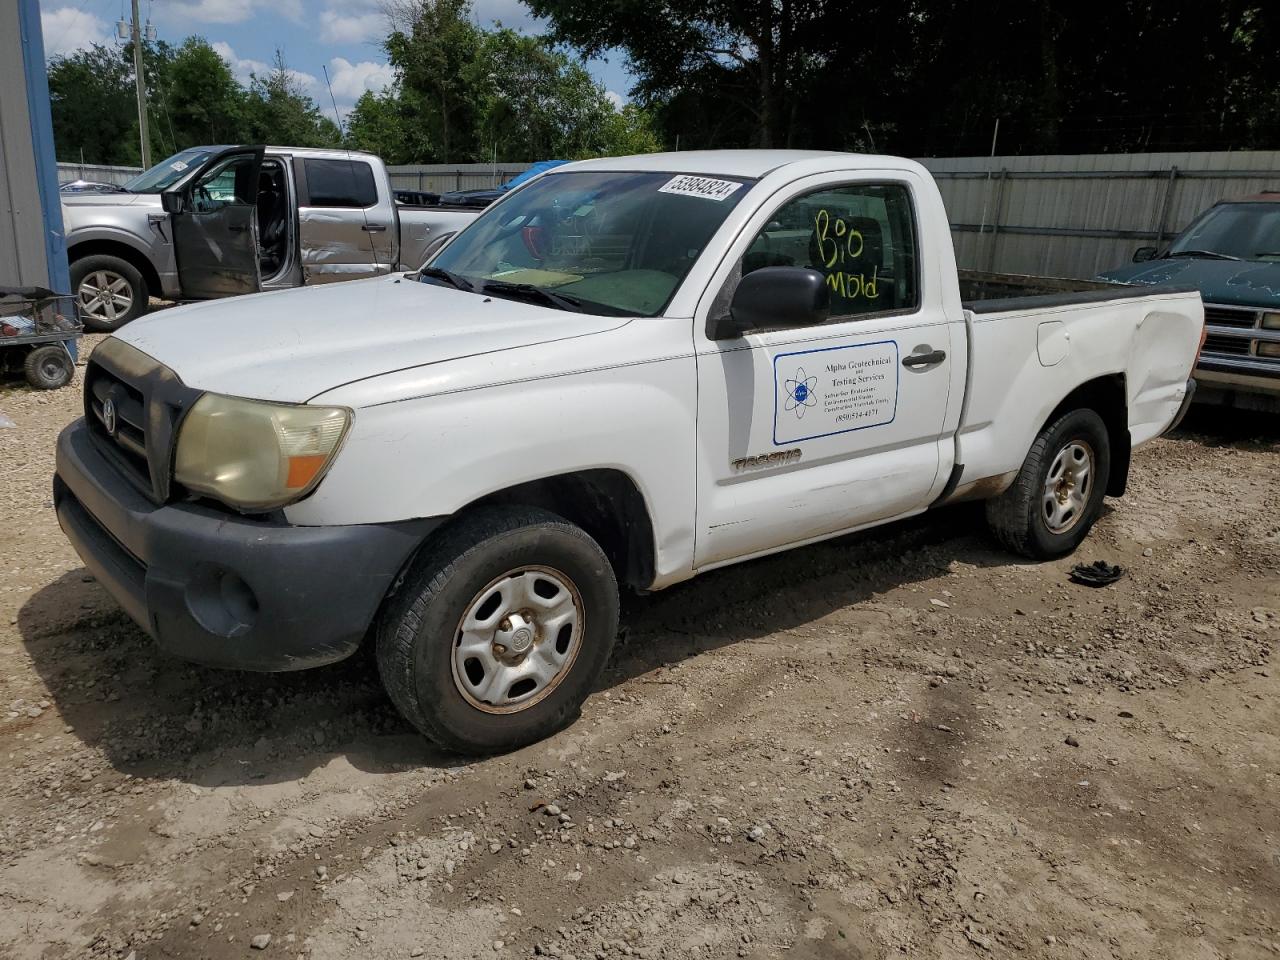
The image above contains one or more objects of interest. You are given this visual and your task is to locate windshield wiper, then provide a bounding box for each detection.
[418,267,474,291]
[481,280,584,312]
[1165,249,1241,261]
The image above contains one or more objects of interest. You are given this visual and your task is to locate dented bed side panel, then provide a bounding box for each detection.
[952,290,1203,495]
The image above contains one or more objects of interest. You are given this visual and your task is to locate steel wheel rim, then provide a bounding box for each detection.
[40,354,65,382]
[1042,439,1094,534]
[451,565,584,715]
[77,270,133,323]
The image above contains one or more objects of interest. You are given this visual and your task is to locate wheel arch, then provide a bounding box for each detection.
[409,469,658,595]
[67,238,163,301]
[1042,373,1130,497]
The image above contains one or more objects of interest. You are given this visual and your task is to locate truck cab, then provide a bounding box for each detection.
[61,145,473,331]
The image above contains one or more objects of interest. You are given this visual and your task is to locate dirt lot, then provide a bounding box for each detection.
[1,338,1277,960]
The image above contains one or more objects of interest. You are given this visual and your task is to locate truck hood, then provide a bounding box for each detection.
[115,276,630,404]
[61,192,159,209]
[1098,257,1280,309]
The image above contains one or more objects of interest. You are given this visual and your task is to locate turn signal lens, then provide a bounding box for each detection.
[174,394,351,510]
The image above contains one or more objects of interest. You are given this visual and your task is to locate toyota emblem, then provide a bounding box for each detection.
[102,397,117,436]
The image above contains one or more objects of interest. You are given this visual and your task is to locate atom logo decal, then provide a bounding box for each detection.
[784,367,818,419]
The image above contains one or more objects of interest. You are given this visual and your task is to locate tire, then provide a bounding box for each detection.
[986,408,1111,560]
[70,254,149,331]
[376,506,620,754]
[23,345,73,390]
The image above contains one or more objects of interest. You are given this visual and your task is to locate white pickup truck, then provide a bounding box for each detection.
[55,151,1204,753]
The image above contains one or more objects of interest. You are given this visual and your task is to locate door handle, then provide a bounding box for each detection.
[227,224,248,233]
[902,349,946,368]
[361,224,388,233]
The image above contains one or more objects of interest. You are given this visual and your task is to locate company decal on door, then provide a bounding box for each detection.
[772,340,899,444]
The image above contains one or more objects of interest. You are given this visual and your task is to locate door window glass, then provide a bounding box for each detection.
[743,183,919,318]
[191,155,257,212]
[303,159,378,208]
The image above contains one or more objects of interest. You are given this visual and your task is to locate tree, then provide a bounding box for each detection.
[347,89,411,161]
[47,44,138,165]
[158,38,247,149]
[385,0,485,161]
[241,52,342,148]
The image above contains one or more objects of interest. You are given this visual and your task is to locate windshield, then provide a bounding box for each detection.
[122,148,217,194]
[1168,202,1280,262]
[426,170,754,316]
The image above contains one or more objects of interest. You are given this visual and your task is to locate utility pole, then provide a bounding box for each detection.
[126,0,151,168]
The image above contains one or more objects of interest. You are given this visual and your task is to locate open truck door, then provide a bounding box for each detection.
[162,147,265,299]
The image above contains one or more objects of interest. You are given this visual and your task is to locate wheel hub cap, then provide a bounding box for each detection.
[1042,440,1094,534]
[452,566,584,715]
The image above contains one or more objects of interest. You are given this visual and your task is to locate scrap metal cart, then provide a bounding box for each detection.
[0,286,81,390]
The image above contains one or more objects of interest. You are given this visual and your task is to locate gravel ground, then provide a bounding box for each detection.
[1,339,1278,960]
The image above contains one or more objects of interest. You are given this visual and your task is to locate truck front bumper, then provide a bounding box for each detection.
[54,418,440,671]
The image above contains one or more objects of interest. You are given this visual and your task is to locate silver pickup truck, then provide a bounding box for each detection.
[62,145,478,331]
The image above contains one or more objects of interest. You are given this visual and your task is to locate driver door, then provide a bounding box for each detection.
[169,148,264,299]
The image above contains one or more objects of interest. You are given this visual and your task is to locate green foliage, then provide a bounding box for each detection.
[48,44,140,164]
[49,42,340,166]
[385,0,662,161]
[346,90,411,162]
[528,0,1280,154]
[241,52,342,147]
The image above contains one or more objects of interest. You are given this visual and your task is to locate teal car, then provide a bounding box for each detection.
[1099,193,1280,411]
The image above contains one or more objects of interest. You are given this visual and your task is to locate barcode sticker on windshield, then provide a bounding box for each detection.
[659,175,744,202]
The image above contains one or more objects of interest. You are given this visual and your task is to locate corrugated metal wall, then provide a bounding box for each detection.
[56,162,147,187]
[60,152,1280,280]
[922,151,1280,278]
[384,162,531,192]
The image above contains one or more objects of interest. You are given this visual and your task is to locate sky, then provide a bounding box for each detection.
[39,0,634,129]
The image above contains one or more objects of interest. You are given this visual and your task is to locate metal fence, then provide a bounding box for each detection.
[921,151,1280,278]
[56,161,144,186]
[56,152,1280,279]
[385,162,531,193]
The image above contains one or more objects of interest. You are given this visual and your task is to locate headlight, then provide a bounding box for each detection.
[1262,312,1280,331]
[174,394,351,510]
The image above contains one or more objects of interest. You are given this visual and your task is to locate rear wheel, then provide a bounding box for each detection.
[376,506,619,754]
[24,345,73,390]
[986,408,1111,559]
[71,255,149,331]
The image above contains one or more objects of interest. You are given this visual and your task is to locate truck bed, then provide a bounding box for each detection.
[957,269,1197,313]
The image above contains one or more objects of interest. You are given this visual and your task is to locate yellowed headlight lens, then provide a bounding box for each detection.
[1262,312,1280,331]
[174,394,350,510]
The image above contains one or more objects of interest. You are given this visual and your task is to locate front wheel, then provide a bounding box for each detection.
[376,507,619,754]
[70,255,149,331]
[986,408,1111,560]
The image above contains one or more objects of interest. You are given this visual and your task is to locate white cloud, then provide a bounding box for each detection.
[41,7,109,58]
[326,57,396,101]
[212,40,318,92]
[319,10,385,44]
[605,90,625,110]
[164,0,300,25]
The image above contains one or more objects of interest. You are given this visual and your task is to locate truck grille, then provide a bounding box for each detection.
[81,339,202,503]
[1203,305,1259,330]
[85,360,153,494]
[1201,303,1260,360]
[1203,334,1252,356]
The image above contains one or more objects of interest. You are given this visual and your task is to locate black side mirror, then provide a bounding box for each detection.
[161,190,185,215]
[1133,246,1157,263]
[711,266,830,340]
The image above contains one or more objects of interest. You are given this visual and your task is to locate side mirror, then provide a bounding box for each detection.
[711,266,830,339]
[1132,246,1157,263]
[161,190,185,215]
